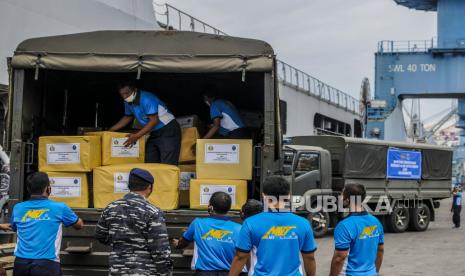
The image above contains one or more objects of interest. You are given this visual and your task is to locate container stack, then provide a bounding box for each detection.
[39,136,102,208]
[177,115,201,208]
[39,116,253,211]
[86,131,181,210]
[190,139,251,210]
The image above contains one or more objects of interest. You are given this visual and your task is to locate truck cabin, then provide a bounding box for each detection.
[282,145,332,197]
[7,30,282,204]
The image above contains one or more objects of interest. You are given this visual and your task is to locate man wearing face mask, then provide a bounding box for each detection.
[110,81,181,165]
[202,88,248,139]
[11,172,84,276]
[95,168,173,276]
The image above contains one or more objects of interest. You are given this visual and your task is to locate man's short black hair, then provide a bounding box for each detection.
[209,192,232,215]
[202,84,219,98]
[263,176,290,198]
[241,199,264,219]
[343,183,366,201]
[27,172,50,195]
[128,174,152,191]
[117,80,137,91]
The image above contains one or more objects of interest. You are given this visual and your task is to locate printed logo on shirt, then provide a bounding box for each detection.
[262,226,297,240]
[202,229,233,240]
[21,209,50,222]
[359,225,379,240]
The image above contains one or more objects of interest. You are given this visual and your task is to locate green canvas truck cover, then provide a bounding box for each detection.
[11,30,274,73]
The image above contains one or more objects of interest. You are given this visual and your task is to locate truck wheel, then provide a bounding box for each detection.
[386,204,410,233]
[408,203,430,232]
[308,211,330,238]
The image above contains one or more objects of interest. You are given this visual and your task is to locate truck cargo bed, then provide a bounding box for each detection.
[61,209,240,275]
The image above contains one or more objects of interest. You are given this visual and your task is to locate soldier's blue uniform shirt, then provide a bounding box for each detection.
[125,90,175,132]
[235,212,317,276]
[183,216,241,271]
[210,99,245,136]
[334,211,384,276]
[11,197,78,262]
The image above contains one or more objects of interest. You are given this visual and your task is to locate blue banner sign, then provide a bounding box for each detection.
[386,148,422,179]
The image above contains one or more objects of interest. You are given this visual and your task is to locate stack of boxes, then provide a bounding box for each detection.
[38,116,253,211]
[190,139,251,210]
[177,115,200,208]
[40,132,181,210]
[38,136,101,208]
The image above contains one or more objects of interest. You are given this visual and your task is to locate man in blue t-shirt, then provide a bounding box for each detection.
[172,192,243,276]
[203,90,248,139]
[11,172,84,276]
[330,184,384,276]
[111,81,181,165]
[230,176,317,276]
[452,185,462,228]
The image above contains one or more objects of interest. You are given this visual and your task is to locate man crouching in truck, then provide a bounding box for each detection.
[110,81,182,165]
[95,168,173,276]
[202,87,249,139]
[10,172,84,276]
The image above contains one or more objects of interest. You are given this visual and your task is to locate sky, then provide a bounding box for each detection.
[159,0,452,124]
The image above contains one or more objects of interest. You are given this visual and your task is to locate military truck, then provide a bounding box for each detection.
[5,31,452,275]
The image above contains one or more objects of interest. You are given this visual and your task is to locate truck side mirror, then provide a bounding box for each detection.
[283,165,293,176]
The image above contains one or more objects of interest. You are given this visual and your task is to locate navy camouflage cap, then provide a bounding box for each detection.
[129,168,154,185]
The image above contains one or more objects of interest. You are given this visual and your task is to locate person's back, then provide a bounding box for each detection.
[11,172,83,276]
[97,193,162,252]
[231,176,317,276]
[95,168,172,276]
[238,212,315,276]
[330,184,384,276]
[174,191,242,276]
[334,212,384,275]
[13,199,78,261]
[185,216,241,271]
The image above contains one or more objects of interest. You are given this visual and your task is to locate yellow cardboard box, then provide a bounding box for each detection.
[180,128,199,163]
[47,172,89,208]
[178,164,196,207]
[190,179,247,210]
[196,139,252,180]
[39,136,101,172]
[93,163,180,210]
[86,131,145,165]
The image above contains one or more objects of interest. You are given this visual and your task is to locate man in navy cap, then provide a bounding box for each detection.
[95,168,173,276]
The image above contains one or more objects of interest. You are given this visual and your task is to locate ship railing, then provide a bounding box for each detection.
[377,39,436,53]
[154,2,359,114]
[278,60,359,114]
[155,2,227,35]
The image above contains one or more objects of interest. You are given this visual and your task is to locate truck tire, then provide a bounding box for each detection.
[386,204,410,233]
[408,203,430,232]
[308,210,330,238]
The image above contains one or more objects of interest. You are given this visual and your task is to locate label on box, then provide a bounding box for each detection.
[200,185,236,205]
[111,138,140,158]
[49,177,82,198]
[114,172,130,193]
[46,143,80,164]
[180,172,195,191]
[204,144,240,164]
